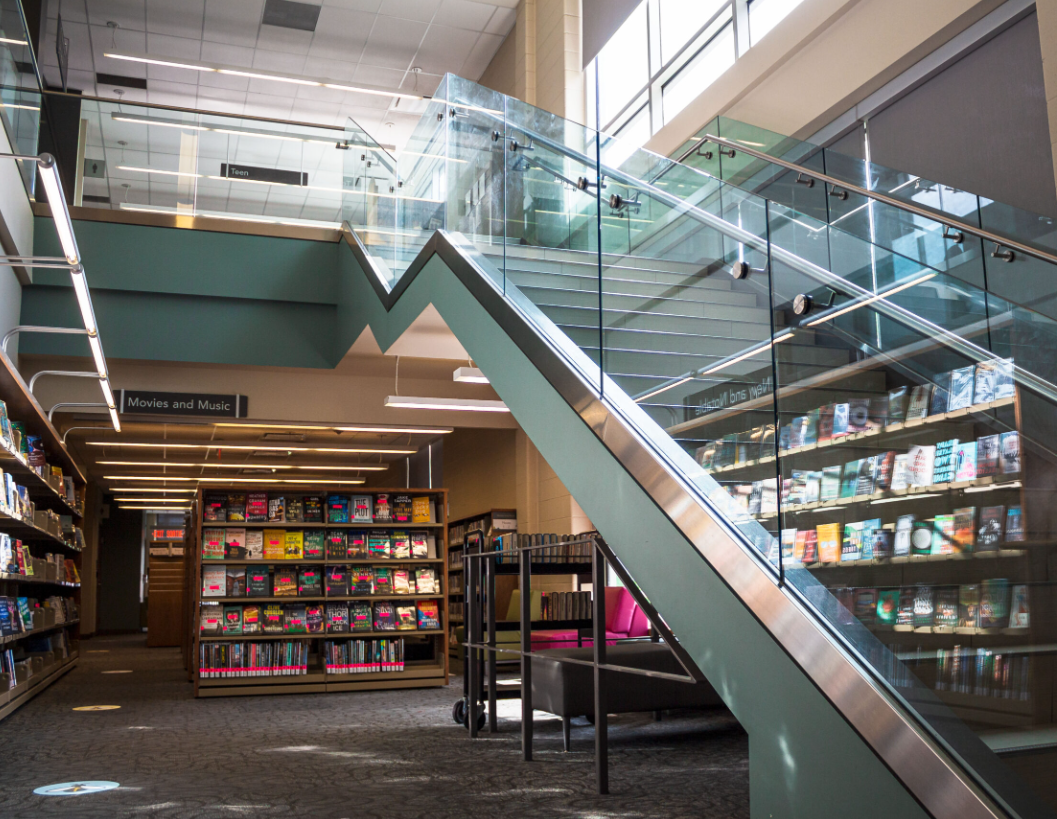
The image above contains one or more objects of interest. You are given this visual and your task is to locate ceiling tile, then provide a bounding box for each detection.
[434,0,496,31]
[306,6,374,62]
[413,24,479,75]
[147,0,206,39]
[200,40,256,68]
[321,0,382,9]
[377,0,441,22]
[359,15,426,70]
[203,0,265,48]
[255,22,315,54]
[250,48,308,74]
[302,56,359,81]
[197,70,252,92]
[85,0,146,31]
[484,6,515,35]
[146,32,204,59]
[460,31,502,79]
[352,63,406,88]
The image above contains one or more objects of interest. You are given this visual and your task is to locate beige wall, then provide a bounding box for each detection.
[515,428,592,534]
[443,427,517,521]
[479,24,518,98]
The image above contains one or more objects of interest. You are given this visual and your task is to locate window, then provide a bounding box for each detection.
[601,104,652,170]
[661,16,735,124]
[748,0,806,46]
[659,0,729,64]
[596,3,649,126]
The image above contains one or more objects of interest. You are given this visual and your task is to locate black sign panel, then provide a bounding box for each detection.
[683,372,773,423]
[220,163,307,187]
[119,390,248,418]
[55,14,69,92]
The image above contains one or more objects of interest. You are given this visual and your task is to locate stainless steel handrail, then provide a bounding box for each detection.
[699,133,1057,267]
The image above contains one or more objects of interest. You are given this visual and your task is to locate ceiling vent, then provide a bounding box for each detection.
[96,72,147,90]
[262,0,321,32]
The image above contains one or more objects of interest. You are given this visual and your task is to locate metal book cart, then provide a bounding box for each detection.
[458,531,708,794]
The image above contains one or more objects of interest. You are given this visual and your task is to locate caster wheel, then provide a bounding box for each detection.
[452,699,467,725]
[477,711,487,731]
[585,714,595,725]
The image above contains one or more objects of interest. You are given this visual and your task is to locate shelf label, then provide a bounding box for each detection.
[119,390,248,418]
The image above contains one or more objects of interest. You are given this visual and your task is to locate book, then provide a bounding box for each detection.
[242,604,261,635]
[327,495,350,524]
[817,404,835,442]
[931,514,955,555]
[831,403,850,438]
[800,529,818,564]
[303,530,326,559]
[262,604,284,634]
[284,531,304,560]
[842,521,864,561]
[411,496,431,523]
[372,567,393,595]
[351,495,373,523]
[283,603,307,634]
[932,439,958,484]
[396,604,417,630]
[414,567,438,594]
[896,589,915,628]
[267,496,285,523]
[350,602,372,632]
[867,395,888,430]
[297,567,322,596]
[854,457,876,496]
[350,566,373,596]
[393,495,413,523]
[224,528,247,559]
[373,494,392,522]
[994,357,1015,399]
[222,605,243,635]
[303,496,323,523]
[778,425,792,452]
[847,398,870,433]
[854,588,878,625]
[873,452,896,491]
[820,466,842,501]
[202,565,226,597]
[948,365,974,411]
[246,568,270,597]
[200,605,222,634]
[935,587,958,629]
[202,528,224,560]
[911,520,933,556]
[872,589,898,628]
[1005,505,1025,542]
[272,569,297,597]
[803,471,821,504]
[416,600,440,630]
[326,566,348,596]
[953,441,977,481]
[890,454,910,491]
[1000,431,1020,473]
[348,532,367,559]
[781,529,796,562]
[747,482,763,515]
[286,497,304,523]
[1008,584,1030,628]
[908,445,936,487]
[245,530,264,559]
[227,494,247,522]
[368,531,391,559]
[929,373,950,415]
[306,605,325,633]
[373,601,397,631]
[888,387,907,424]
[203,495,227,522]
[391,531,411,559]
[410,531,429,559]
[958,584,980,629]
[817,523,841,563]
[906,385,932,420]
[870,526,892,560]
[263,530,286,560]
[979,579,1010,629]
[976,434,1000,477]
[326,531,348,559]
[246,492,268,523]
[326,603,350,633]
[977,506,1004,550]
[913,585,935,628]
[952,507,975,552]
[840,461,861,498]
[225,567,246,597]
[974,362,996,404]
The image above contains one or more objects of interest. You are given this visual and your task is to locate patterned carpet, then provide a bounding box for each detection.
[0,636,749,818]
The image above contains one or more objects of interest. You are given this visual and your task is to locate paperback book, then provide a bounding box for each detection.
[817,523,841,564]
[1009,584,1030,628]
[224,529,247,559]
[958,584,980,629]
[974,362,996,404]
[906,385,932,420]
[888,387,907,424]
[1000,431,1021,473]
[977,506,1004,550]
[393,495,413,523]
[203,495,227,522]
[952,507,976,552]
[840,461,861,499]
[948,366,975,411]
[368,531,391,559]
[284,603,307,634]
[953,441,977,481]
[227,494,247,522]
[246,492,268,523]
[284,531,304,560]
[929,373,951,415]
[411,497,432,523]
[351,495,372,523]
[326,603,350,633]
[873,451,896,491]
[994,357,1016,399]
[373,494,392,522]
[391,531,411,559]
[976,435,1000,477]
[935,588,958,629]
[243,605,261,635]
[410,531,429,559]
[262,604,284,634]
[303,496,323,523]
[1005,506,1025,542]
[245,530,264,560]
[247,568,270,597]
[350,602,373,632]
[416,601,440,630]
[327,531,348,559]
[396,604,416,630]
[202,565,226,597]
[327,495,350,524]
[297,567,322,596]
[225,567,246,597]
[349,532,367,558]
[373,601,396,631]
[202,528,224,560]
[876,590,899,627]
[931,514,955,555]
[273,569,297,597]
[908,445,936,487]
[263,530,285,560]
[913,585,936,629]
[286,498,304,523]
[831,403,850,438]
[980,579,1011,629]
[932,439,958,484]
[847,399,871,434]
[415,567,438,594]
[890,454,910,491]
[306,605,325,633]
[267,496,285,523]
[303,530,326,559]
[326,566,348,597]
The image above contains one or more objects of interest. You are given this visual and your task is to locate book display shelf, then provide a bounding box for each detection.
[446,508,516,656]
[0,350,85,720]
[685,347,1044,733]
[193,486,449,697]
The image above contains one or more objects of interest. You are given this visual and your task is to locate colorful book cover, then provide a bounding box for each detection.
[953,441,977,481]
[222,605,243,635]
[267,496,285,523]
[326,602,350,633]
[934,587,958,629]
[820,466,842,501]
[202,565,226,597]
[351,495,373,523]
[245,530,264,560]
[976,434,1000,477]
[242,604,261,635]
[913,585,935,628]
[303,496,323,523]
[396,604,417,630]
[410,531,429,559]
[202,528,224,560]
[911,520,934,556]
[876,590,899,627]
[931,514,955,555]
[854,588,878,625]
[203,495,227,522]
[781,529,797,562]
[283,531,304,560]
[327,495,350,524]
[1000,431,1021,474]
[1005,506,1025,542]
[262,604,284,634]
[246,568,270,597]
[326,566,348,596]
[979,579,1011,629]
[348,532,367,558]
[873,451,896,491]
[777,425,792,452]
[931,439,958,484]
[974,362,997,404]
[393,569,411,595]
[285,497,304,523]
[952,507,975,552]
[391,531,411,559]
[1008,584,1030,628]
[958,584,980,629]
[908,445,936,487]
[869,525,892,560]
[896,588,915,628]
[303,530,326,559]
[219,529,245,560]
[411,496,431,523]
[867,395,888,430]
[888,387,907,423]
[326,531,348,559]
[297,567,322,596]
[854,457,876,496]
[416,601,440,630]
[414,567,438,594]
[929,373,950,415]
[906,385,932,420]
[368,530,391,559]
[817,523,841,563]
[847,398,871,433]
[225,567,246,597]
[373,494,392,522]
[372,567,393,595]
[831,403,850,438]
[842,521,863,561]
[800,529,818,564]
[977,506,1004,550]
[263,529,285,560]
[890,454,910,491]
[393,495,413,523]
[200,605,222,634]
[350,566,374,595]
[994,357,1016,399]
[947,365,974,411]
[272,569,297,597]
[373,601,396,631]
[246,492,268,522]
[817,404,835,442]
[283,603,307,634]
[350,601,372,632]
[840,460,861,498]
[306,605,325,633]
[227,493,247,522]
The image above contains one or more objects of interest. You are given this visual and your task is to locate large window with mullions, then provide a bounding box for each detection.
[589,0,806,149]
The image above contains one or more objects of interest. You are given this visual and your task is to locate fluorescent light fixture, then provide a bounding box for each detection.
[100,379,115,409]
[88,335,107,379]
[109,407,122,432]
[87,441,415,454]
[384,395,510,413]
[96,460,389,471]
[117,203,339,230]
[0,37,28,45]
[114,497,189,503]
[0,103,39,111]
[104,52,422,101]
[112,115,209,132]
[111,488,197,494]
[104,476,197,481]
[453,367,489,384]
[71,268,98,336]
[869,493,942,505]
[104,475,365,485]
[118,505,192,511]
[117,165,201,179]
[806,274,938,327]
[964,481,1021,494]
[38,154,79,264]
[213,422,453,434]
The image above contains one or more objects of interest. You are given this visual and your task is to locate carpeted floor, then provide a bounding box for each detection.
[0,635,749,818]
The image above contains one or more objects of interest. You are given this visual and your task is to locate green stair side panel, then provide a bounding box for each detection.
[334,240,930,819]
[32,217,339,305]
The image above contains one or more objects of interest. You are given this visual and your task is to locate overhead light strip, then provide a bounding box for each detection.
[104,475,367,485]
[96,460,390,471]
[87,442,416,454]
[111,488,197,494]
[211,422,453,434]
[384,395,510,413]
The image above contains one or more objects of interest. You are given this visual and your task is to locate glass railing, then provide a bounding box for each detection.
[0,0,42,193]
[676,115,1057,322]
[366,74,1057,817]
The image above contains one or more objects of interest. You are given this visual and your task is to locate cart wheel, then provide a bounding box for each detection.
[452,699,467,725]
[585,713,595,725]
[477,711,487,730]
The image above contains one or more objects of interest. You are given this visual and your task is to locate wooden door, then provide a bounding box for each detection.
[147,550,187,647]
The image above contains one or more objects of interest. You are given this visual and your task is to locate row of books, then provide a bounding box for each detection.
[199,641,310,678]
[934,648,1030,699]
[0,399,81,512]
[204,493,435,524]
[697,360,1016,469]
[202,565,439,598]
[831,579,1027,630]
[775,505,1024,565]
[323,639,405,673]
[200,600,441,635]
[0,595,77,636]
[539,591,592,621]
[491,533,595,565]
[202,528,436,561]
[1,630,73,688]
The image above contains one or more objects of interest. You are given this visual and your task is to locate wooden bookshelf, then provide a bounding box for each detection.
[0,348,85,719]
[191,486,449,697]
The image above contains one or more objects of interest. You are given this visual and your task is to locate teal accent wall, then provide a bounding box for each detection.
[23,218,344,368]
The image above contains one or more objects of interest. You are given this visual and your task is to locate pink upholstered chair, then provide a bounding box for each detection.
[627,604,650,638]
[531,587,637,650]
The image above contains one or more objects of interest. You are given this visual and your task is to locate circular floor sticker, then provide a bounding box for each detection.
[101,670,133,674]
[34,781,120,796]
[72,705,121,711]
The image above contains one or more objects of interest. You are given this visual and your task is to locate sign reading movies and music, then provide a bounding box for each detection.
[118,390,248,418]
